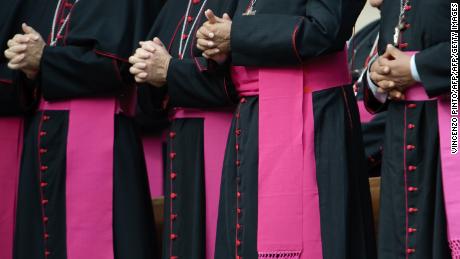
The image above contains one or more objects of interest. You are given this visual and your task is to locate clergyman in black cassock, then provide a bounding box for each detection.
[361,0,452,257]
[197,0,377,258]
[3,0,163,258]
[0,0,41,115]
[130,0,238,259]
[0,1,47,258]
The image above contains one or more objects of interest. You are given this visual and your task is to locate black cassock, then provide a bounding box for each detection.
[0,1,43,258]
[362,0,451,258]
[348,20,386,177]
[0,0,41,115]
[136,0,238,258]
[215,0,376,259]
[7,0,163,258]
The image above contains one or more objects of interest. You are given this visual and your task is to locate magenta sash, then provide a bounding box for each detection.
[172,108,232,259]
[357,100,375,123]
[403,70,460,257]
[0,118,23,259]
[232,50,351,259]
[142,134,166,198]
[39,98,117,259]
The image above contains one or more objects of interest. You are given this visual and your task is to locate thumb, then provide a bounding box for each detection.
[205,9,218,23]
[384,44,401,59]
[153,37,165,47]
[222,13,232,21]
[22,23,39,40]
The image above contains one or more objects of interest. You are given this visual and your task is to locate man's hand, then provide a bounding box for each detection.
[129,37,172,87]
[129,44,154,83]
[370,53,403,99]
[369,44,416,100]
[378,45,416,90]
[4,38,28,65]
[4,23,45,79]
[196,10,231,63]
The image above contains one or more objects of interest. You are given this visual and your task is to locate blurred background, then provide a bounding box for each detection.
[356,0,380,31]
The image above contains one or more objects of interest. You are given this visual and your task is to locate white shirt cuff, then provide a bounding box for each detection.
[366,68,388,103]
[410,55,421,82]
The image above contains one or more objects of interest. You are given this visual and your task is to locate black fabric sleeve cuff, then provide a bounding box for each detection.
[0,70,38,116]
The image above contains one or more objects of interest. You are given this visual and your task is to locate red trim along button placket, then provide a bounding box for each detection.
[404,102,418,258]
[38,112,51,258]
[169,129,179,259]
[234,97,247,259]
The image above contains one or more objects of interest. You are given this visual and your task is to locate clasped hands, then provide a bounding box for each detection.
[369,44,416,100]
[129,37,172,87]
[4,23,46,79]
[196,10,232,63]
[129,9,232,87]
[133,11,415,100]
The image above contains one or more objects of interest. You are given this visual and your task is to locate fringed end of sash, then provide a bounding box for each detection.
[258,251,302,259]
[450,240,460,258]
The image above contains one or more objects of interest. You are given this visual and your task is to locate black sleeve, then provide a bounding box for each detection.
[0,63,37,115]
[231,0,363,66]
[135,84,169,134]
[39,0,163,101]
[40,45,130,101]
[165,57,237,108]
[415,42,450,98]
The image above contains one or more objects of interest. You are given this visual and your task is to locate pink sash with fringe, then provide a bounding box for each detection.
[0,118,23,259]
[403,58,460,257]
[39,98,117,259]
[172,108,232,259]
[232,50,351,259]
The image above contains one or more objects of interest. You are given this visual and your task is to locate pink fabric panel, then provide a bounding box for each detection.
[232,50,350,259]
[66,99,115,259]
[404,83,434,101]
[357,100,375,123]
[41,98,116,259]
[0,118,23,259]
[172,108,232,259]
[203,111,232,259]
[258,67,304,254]
[300,92,323,259]
[302,51,351,91]
[142,135,165,198]
[231,66,260,96]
